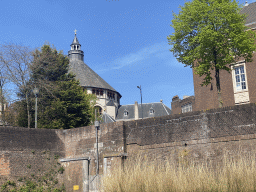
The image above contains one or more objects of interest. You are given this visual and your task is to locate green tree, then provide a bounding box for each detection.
[18,44,94,129]
[38,74,93,129]
[168,0,256,107]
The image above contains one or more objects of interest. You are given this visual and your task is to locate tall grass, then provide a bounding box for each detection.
[102,152,256,192]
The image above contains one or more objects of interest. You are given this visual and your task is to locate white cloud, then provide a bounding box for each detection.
[97,41,183,74]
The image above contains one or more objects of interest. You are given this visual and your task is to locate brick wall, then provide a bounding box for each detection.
[0,126,65,186]
[193,54,256,111]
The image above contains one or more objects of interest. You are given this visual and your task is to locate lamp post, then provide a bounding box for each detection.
[137,85,143,119]
[33,88,39,128]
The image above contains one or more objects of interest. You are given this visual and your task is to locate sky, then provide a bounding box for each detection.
[0,0,252,109]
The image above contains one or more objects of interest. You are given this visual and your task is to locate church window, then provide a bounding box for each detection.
[96,89,99,95]
[100,90,103,96]
[94,106,102,115]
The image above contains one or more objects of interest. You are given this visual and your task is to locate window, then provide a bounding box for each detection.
[149,108,154,114]
[124,110,128,116]
[231,62,249,104]
[92,89,95,94]
[234,66,247,91]
[94,106,102,115]
[100,90,103,96]
[181,103,192,113]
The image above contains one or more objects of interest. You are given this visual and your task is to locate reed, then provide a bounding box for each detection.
[102,152,256,192]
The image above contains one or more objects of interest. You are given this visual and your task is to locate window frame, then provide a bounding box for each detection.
[181,103,192,113]
[124,110,128,116]
[231,61,248,93]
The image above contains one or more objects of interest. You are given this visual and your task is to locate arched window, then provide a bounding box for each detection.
[94,106,102,115]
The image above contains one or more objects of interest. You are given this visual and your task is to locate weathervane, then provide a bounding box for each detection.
[74,29,77,35]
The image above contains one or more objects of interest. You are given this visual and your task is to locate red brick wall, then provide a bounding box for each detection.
[246,54,256,103]
[193,67,235,111]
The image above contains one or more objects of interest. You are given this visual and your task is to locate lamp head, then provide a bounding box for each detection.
[33,88,39,96]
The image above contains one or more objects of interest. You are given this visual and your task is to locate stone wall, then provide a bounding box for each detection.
[1,103,256,191]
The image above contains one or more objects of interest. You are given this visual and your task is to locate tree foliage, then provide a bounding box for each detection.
[18,44,94,129]
[167,0,256,107]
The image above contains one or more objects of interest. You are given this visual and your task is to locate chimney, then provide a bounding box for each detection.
[134,101,139,120]
[172,95,179,102]
[245,1,249,6]
[160,99,163,103]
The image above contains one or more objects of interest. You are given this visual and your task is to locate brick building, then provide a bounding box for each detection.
[171,95,195,115]
[172,2,256,114]
[193,2,256,111]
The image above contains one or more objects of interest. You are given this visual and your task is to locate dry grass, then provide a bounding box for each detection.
[102,152,256,192]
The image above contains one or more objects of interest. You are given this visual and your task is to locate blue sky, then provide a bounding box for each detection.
[0,0,251,109]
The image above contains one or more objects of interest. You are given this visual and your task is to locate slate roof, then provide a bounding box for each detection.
[115,102,171,121]
[101,112,116,124]
[69,59,120,94]
[241,2,256,26]
[71,34,80,45]
[106,100,115,106]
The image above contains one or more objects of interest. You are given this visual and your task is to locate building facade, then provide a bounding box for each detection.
[193,2,256,111]
[171,2,256,114]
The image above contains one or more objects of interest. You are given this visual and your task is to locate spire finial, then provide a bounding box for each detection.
[74,29,77,35]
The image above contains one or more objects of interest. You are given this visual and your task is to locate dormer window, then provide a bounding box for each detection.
[124,110,128,116]
[149,108,154,114]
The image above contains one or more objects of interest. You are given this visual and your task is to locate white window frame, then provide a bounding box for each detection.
[149,108,154,114]
[231,61,248,93]
[124,110,128,116]
[181,103,192,113]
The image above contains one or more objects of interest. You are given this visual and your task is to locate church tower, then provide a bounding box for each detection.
[68,30,122,120]
[68,30,84,61]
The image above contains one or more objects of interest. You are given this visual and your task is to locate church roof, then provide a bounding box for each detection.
[101,112,116,124]
[71,34,80,45]
[69,59,119,94]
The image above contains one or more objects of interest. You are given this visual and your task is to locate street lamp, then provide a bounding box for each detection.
[137,85,143,119]
[33,88,39,128]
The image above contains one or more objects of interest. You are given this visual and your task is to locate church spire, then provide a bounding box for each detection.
[68,30,84,61]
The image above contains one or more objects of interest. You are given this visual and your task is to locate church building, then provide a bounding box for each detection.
[68,31,171,123]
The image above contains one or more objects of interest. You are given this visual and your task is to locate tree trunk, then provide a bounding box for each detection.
[26,93,30,128]
[0,85,4,127]
[214,49,223,108]
[215,68,223,108]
